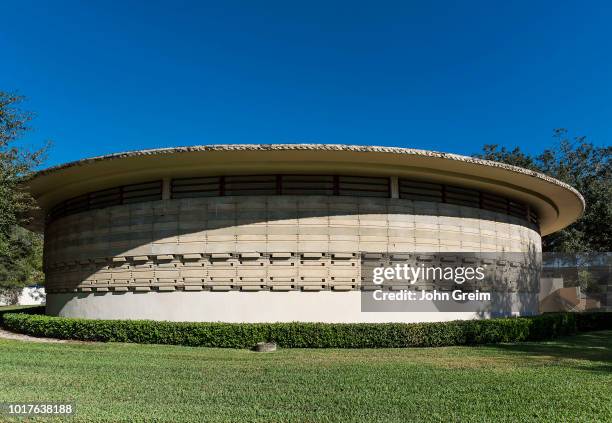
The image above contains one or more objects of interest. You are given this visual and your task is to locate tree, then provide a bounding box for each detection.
[0,91,48,304]
[475,129,611,253]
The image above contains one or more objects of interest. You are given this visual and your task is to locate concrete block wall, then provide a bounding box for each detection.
[43,196,541,294]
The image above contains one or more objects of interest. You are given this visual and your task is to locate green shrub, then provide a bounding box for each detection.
[2,311,610,348]
[525,312,577,340]
[574,311,612,332]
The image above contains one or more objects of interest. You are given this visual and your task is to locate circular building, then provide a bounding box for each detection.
[24,145,584,322]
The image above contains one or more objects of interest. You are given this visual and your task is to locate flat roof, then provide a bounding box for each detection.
[24,144,584,235]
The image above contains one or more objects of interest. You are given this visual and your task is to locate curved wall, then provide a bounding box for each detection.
[44,195,541,322]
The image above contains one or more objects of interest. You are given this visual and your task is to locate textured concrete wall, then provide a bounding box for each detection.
[44,196,541,321]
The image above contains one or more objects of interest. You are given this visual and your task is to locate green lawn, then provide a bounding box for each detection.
[0,331,610,422]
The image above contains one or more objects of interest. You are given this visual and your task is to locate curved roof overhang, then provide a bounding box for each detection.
[23,144,584,236]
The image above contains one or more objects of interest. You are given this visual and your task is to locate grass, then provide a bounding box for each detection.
[0,331,610,422]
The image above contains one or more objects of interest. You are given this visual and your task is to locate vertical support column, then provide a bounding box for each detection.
[162,177,171,200]
[390,176,399,199]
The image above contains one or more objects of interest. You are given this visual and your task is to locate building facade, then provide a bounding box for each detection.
[25,145,584,322]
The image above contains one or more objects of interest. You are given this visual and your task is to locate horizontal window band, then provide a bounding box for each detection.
[46,175,538,226]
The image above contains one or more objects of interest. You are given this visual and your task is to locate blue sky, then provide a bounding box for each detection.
[1,0,611,167]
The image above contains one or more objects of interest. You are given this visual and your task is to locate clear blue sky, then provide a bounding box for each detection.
[2,0,611,167]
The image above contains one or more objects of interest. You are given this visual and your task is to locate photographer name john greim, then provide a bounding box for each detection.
[372,289,491,302]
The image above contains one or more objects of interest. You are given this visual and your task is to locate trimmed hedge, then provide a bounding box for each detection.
[2,311,610,348]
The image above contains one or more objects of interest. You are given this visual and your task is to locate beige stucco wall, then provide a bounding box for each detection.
[44,195,541,321]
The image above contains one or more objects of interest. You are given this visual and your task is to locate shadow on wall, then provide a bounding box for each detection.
[489,244,541,317]
[43,196,542,314]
